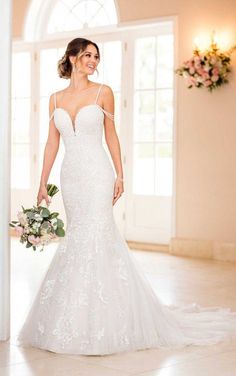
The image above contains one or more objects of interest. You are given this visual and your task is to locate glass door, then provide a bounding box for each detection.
[11,51,33,218]
[125,27,175,244]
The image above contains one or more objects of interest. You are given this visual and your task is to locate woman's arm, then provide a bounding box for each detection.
[102,85,124,205]
[37,94,60,206]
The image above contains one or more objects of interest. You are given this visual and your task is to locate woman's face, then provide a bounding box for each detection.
[75,44,100,75]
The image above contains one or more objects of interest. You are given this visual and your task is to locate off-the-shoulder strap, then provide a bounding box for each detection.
[102,108,115,121]
[49,92,57,122]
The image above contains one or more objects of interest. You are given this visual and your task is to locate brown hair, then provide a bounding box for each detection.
[57,38,100,79]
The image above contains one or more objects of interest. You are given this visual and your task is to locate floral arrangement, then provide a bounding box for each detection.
[175,41,236,92]
[9,184,65,251]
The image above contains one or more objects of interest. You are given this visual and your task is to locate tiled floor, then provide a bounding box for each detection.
[1,237,236,375]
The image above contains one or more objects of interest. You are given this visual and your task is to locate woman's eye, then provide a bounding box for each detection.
[85,53,99,59]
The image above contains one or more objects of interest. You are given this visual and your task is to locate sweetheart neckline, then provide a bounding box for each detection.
[54,104,104,134]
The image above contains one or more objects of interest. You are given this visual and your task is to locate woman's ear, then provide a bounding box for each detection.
[69,56,75,65]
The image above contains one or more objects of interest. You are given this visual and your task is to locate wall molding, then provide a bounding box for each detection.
[129,237,236,262]
[170,237,236,262]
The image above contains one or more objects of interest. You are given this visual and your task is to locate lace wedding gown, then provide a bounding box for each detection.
[17,83,236,355]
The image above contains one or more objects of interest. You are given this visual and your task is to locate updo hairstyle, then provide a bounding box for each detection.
[57,37,100,79]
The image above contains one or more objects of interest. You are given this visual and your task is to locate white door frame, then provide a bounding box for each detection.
[0,0,12,341]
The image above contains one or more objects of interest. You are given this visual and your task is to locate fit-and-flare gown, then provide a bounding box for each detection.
[17,83,236,355]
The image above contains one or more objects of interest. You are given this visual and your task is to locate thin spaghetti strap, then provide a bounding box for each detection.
[95,83,103,104]
[49,92,56,122]
[54,92,57,109]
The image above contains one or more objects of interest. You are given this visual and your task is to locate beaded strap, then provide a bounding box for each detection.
[102,108,115,121]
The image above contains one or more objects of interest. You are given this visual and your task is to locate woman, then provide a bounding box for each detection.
[17,37,236,355]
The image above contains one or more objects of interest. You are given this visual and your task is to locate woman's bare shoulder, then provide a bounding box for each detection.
[101,84,114,101]
[101,83,113,92]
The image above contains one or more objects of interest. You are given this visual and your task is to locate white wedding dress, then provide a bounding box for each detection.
[17,83,236,355]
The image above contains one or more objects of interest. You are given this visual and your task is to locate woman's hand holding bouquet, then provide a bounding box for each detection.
[9,184,65,252]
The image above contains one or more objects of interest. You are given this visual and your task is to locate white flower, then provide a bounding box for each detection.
[32,222,41,230]
[204,64,210,72]
[17,211,28,226]
[34,214,43,222]
[183,71,190,78]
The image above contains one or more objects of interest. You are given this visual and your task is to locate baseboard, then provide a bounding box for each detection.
[170,237,236,262]
[127,240,169,253]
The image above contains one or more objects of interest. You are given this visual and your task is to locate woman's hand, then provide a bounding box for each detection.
[37,184,51,207]
[112,177,124,205]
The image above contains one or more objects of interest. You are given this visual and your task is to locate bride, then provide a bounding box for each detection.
[17,37,236,355]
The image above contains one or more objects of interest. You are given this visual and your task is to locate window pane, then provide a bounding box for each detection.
[12,52,30,97]
[155,143,172,196]
[11,98,30,143]
[47,0,117,34]
[133,143,155,195]
[155,89,173,141]
[113,92,121,136]
[156,34,174,88]
[39,97,50,143]
[103,41,121,91]
[133,31,174,196]
[39,142,65,188]
[11,144,30,189]
[135,37,156,89]
[11,52,31,190]
[134,91,155,142]
[40,48,66,97]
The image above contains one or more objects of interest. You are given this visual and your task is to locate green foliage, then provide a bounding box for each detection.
[9,183,65,252]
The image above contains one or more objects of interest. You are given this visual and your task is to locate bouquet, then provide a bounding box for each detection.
[9,184,65,251]
[175,42,236,92]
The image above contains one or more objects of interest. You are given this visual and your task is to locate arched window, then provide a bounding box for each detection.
[47,0,118,34]
[24,0,118,41]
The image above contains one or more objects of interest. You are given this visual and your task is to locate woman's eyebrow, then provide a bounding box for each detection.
[85,50,98,55]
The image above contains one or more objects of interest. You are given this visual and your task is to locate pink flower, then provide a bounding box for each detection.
[202,72,210,80]
[187,76,197,87]
[203,79,212,87]
[194,62,201,69]
[211,57,217,65]
[212,67,219,75]
[28,235,41,246]
[15,226,24,236]
[197,68,205,75]
[212,75,219,82]
[189,67,195,75]
[194,56,201,63]
[186,60,194,68]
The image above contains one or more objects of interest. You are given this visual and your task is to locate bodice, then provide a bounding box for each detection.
[49,83,114,151]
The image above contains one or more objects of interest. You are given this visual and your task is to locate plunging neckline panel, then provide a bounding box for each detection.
[52,83,105,134]
[55,104,104,133]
